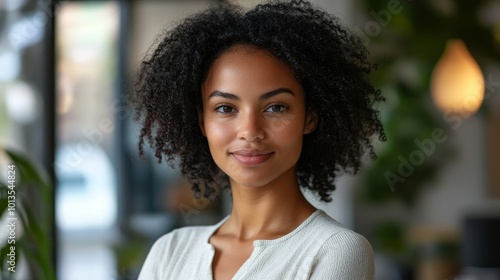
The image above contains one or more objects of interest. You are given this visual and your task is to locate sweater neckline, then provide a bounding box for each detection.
[204,209,323,248]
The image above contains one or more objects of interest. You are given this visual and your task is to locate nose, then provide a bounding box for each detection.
[238,110,265,142]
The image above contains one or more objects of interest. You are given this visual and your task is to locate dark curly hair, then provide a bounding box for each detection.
[129,0,385,202]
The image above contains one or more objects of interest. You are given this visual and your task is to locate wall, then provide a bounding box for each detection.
[128,0,211,73]
[414,85,500,229]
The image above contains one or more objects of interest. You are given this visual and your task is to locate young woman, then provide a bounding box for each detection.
[130,1,385,279]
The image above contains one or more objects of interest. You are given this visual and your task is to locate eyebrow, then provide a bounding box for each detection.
[207,88,295,101]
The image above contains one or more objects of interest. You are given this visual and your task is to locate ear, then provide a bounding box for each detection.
[303,109,318,135]
[197,106,207,137]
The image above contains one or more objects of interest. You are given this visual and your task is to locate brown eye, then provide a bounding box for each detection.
[265,104,288,113]
[215,105,236,114]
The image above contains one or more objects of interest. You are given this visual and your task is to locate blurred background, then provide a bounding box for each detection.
[0,0,499,279]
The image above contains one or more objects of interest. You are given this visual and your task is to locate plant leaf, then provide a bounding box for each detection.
[4,150,51,192]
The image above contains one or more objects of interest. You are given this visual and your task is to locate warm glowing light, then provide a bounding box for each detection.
[430,39,485,115]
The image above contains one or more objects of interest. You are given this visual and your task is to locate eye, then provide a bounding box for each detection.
[265,104,289,113]
[215,105,236,114]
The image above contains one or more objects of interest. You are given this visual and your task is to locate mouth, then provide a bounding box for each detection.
[230,149,274,166]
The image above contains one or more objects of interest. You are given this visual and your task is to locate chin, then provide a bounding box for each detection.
[229,176,278,189]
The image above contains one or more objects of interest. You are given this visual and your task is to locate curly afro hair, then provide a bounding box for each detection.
[129,0,385,202]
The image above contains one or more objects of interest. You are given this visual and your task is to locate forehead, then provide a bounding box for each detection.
[202,45,303,98]
[210,45,290,71]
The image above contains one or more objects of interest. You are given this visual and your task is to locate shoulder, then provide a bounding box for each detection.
[148,224,215,254]
[315,211,372,251]
[320,228,374,262]
[137,224,217,280]
[309,211,374,279]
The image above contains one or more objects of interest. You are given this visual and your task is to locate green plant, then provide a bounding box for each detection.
[0,148,55,280]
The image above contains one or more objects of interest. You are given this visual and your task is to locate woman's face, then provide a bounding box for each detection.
[200,45,316,188]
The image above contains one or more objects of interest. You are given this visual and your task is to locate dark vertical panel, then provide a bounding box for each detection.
[41,0,57,274]
[117,0,130,235]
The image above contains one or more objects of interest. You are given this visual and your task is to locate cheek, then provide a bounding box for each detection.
[268,117,305,150]
[267,112,305,133]
[204,120,234,148]
[267,116,293,132]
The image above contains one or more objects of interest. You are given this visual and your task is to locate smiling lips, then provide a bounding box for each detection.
[231,149,274,166]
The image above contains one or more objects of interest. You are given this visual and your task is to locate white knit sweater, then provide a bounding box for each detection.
[137,209,374,280]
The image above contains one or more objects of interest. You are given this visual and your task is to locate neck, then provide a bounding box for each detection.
[225,168,316,241]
